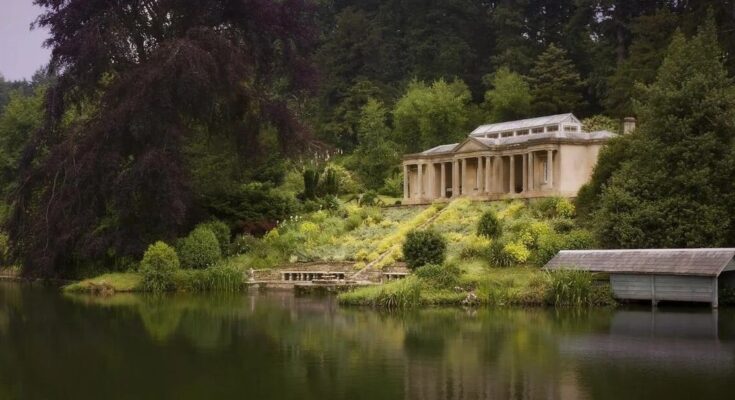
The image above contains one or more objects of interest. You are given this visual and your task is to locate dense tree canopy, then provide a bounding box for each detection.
[9,0,317,277]
[584,18,735,248]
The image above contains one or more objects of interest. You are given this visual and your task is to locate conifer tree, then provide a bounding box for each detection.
[593,16,735,248]
[351,99,399,190]
[529,44,586,115]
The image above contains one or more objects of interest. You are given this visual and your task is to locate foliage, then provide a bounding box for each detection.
[414,263,461,289]
[592,17,735,248]
[197,220,230,256]
[177,227,222,269]
[0,87,44,198]
[581,115,619,133]
[546,270,613,306]
[350,98,400,190]
[477,210,502,239]
[534,229,594,267]
[302,169,320,200]
[173,265,241,293]
[63,272,142,293]
[10,0,316,277]
[140,242,180,292]
[483,67,532,122]
[529,44,586,115]
[402,230,447,270]
[393,79,473,153]
[338,276,422,308]
[486,239,514,268]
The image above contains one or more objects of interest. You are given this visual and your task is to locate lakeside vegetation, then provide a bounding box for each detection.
[0,3,734,310]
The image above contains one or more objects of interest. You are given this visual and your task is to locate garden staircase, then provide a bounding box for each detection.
[349,202,450,282]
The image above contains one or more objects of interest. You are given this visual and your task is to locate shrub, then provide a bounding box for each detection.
[504,241,531,264]
[555,198,575,218]
[477,210,502,239]
[533,229,594,267]
[140,241,180,292]
[173,265,242,292]
[402,230,447,270]
[177,226,222,269]
[338,276,422,308]
[546,269,597,306]
[302,168,319,199]
[358,191,381,207]
[459,234,491,259]
[414,263,460,289]
[197,219,230,255]
[229,234,259,255]
[486,239,514,267]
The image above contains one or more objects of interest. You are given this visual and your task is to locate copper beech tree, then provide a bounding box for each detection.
[9,0,316,276]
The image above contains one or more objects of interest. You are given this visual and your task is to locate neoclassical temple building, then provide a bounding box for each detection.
[402,113,623,204]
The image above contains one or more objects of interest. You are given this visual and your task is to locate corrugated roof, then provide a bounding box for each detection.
[470,113,579,136]
[545,249,735,277]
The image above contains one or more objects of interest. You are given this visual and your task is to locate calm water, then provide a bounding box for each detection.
[2,282,735,400]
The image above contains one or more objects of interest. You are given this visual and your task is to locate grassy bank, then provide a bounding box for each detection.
[338,261,615,308]
[64,267,242,294]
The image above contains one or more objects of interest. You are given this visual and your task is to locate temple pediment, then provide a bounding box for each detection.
[453,138,489,153]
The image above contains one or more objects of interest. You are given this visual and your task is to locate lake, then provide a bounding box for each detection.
[1,281,735,400]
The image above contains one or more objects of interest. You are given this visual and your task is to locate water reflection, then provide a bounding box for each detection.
[1,282,735,400]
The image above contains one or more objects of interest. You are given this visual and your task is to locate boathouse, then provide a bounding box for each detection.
[544,249,735,307]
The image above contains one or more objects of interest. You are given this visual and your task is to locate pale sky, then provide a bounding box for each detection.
[0,0,50,81]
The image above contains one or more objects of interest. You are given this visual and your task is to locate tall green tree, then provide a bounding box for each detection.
[393,79,472,153]
[483,67,533,122]
[0,88,45,199]
[10,0,316,277]
[592,18,735,248]
[350,99,399,189]
[529,44,586,115]
[604,9,679,117]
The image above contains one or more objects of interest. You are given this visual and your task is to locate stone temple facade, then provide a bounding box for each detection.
[402,113,618,205]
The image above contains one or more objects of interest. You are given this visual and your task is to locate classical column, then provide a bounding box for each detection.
[427,163,435,200]
[484,156,491,194]
[522,154,528,193]
[403,164,409,199]
[528,152,534,192]
[494,156,501,194]
[547,149,554,189]
[452,160,459,197]
[461,158,468,195]
[418,163,424,198]
[509,155,515,194]
[476,157,483,192]
[440,163,446,198]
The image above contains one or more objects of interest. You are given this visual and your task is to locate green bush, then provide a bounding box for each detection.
[338,276,422,308]
[358,191,382,207]
[177,226,222,269]
[546,269,609,306]
[533,229,594,267]
[229,234,259,255]
[173,265,242,292]
[486,239,514,267]
[140,241,180,292]
[402,230,447,270]
[414,263,460,289]
[477,210,502,239]
[197,219,230,255]
[302,168,319,199]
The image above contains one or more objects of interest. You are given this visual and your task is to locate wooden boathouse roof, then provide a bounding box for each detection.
[544,249,735,277]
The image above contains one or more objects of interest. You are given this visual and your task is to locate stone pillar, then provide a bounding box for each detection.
[484,156,491,194]
[522,154,528,193]
[476,157,482,192]
[528,152,534,192]
[417,163,423,199]
[509,155,515,194]
[461,158,467,195]
[547,149,553,189]
[494,156,501,194]
[403,164,409,199]
[427,163,435,200]
[452,160,459,197]
[440,163,446,198]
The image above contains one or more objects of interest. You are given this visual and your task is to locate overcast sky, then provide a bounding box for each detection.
[0,0,50,81]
